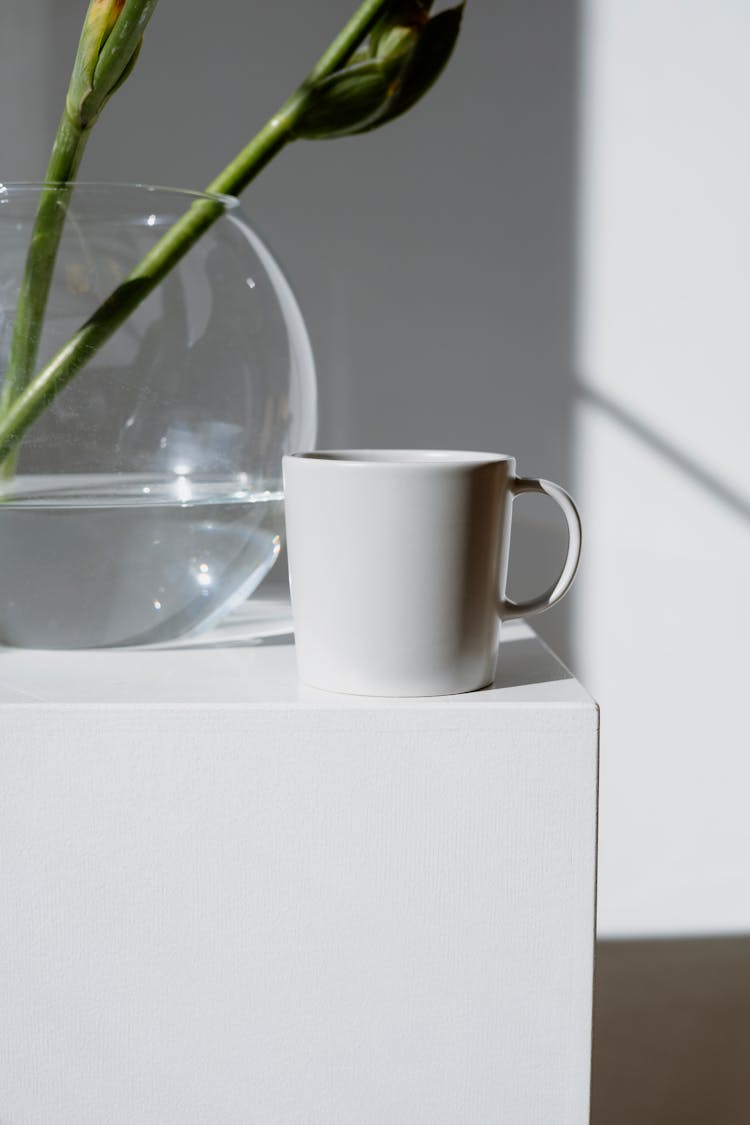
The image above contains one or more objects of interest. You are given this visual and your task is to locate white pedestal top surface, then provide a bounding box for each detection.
[0,606,593,710]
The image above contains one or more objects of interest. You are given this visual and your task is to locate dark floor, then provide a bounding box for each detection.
[591,936,750,1125]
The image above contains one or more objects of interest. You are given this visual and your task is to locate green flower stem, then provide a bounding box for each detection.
[0,113,88,477]
[0,0,393,469]
[0,0,160,478]
[0,112,86,410]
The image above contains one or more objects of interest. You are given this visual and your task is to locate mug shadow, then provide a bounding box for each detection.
[592,935,750,1125]
[491,633,574,691]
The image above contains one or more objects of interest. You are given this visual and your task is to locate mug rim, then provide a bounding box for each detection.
[285,449,515,467]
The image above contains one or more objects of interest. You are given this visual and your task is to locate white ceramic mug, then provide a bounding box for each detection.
[283,450,582,697]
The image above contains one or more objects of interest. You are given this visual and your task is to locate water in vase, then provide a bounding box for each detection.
[0,475,284,649]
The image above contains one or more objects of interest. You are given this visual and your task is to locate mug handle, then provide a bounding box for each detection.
[499,476,582,621]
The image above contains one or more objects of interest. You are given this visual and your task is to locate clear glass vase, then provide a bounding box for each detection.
[0,183,316,648]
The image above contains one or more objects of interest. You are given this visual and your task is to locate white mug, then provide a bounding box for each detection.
[283,450,582,697]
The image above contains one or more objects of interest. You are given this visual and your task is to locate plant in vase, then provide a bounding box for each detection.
[0,0,465,648]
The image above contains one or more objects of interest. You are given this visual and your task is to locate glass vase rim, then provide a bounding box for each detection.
[0,180,240,209]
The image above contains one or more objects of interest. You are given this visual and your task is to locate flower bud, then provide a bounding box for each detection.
[294,2,465,141]
[67,0,157,130]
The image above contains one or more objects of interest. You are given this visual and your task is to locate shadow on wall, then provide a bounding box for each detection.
[591,936,750,1125]
[578,385,750,524]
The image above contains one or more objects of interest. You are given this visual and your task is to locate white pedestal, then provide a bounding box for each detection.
[0,618,598,1125]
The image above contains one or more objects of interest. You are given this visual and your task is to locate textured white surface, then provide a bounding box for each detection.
[0,619,598,1124]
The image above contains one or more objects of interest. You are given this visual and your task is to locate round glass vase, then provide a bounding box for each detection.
[0,183,317,649]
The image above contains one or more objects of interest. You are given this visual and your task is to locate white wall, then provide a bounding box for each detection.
[1,0,747,939]
[577,0,750,936]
